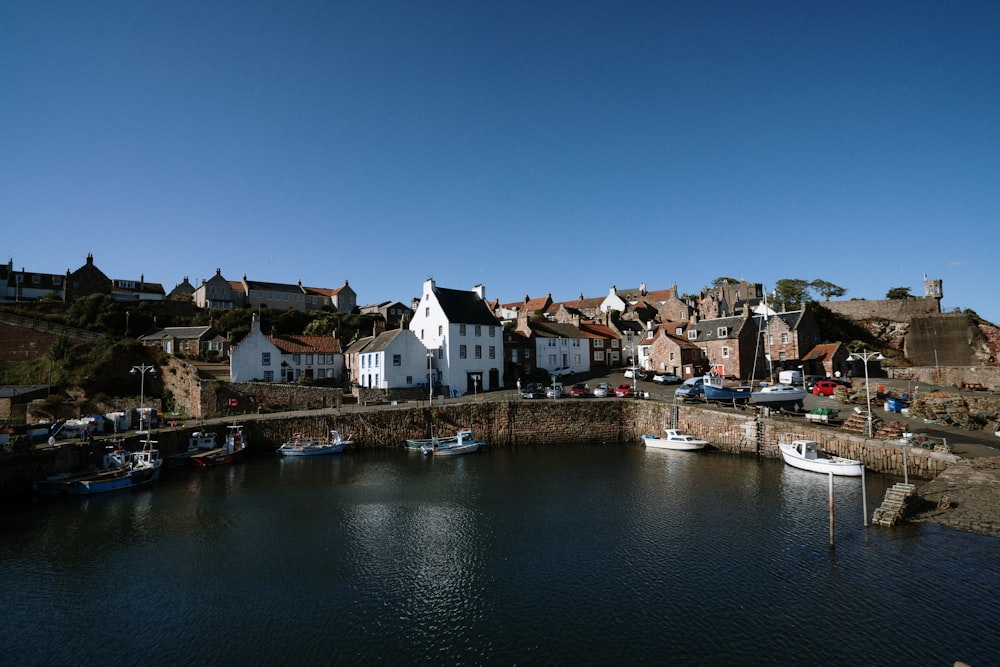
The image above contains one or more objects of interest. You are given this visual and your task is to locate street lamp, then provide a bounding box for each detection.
[130,363,156,432]
[427,350,435,406]
[846,350,884,437]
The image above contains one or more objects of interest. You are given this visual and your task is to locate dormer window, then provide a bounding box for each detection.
[687,330,698,340]
[717,327,728,337]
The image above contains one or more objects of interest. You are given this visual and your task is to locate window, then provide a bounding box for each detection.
[595,351,605,361]
[611,340,619,348]
[438,325,443,336]
[548,354,557,366]
[781,333,789,344]
[572,354,581,365]
[511,349,518,362]
[262,352,271,366]
[263,371,274,381]
[306,354,314,365]
[722,347,730,358]
[778,352,786,362]
[317,369,326,379]
[475,325,482,336]
[460,324,467,336]
[525,350,531,359]
[373,355,378,368]
[425,307,429,316]
[669,352,675,362]
[393,354,401,366]
[489,326,495,337]
[489,346,495,359]
[53,276,61,286]
[688,330,698,340]
[406,376,413,384]
[293,354,300,364]
[594,339,604,348]
[647,330,653,339]
[475,345,482,359]
[32,275,41,285]
[717,327,728,337]
[459,345,467,359]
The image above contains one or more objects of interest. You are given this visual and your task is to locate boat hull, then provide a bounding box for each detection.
[641,434,706,451]
[751,387,807,409]
[420,442,483,456]
[703,385,751,403]
[278,443,345,456]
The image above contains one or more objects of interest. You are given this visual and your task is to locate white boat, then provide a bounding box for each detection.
[779,439,864,476]
[278,429,353,456]
[418,428,485,456]
[751,383,807,410]
[641,428,708,451]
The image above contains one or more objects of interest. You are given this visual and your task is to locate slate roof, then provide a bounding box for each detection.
[532,321,589,339]
[362,329,408,353]
[688,315,752,342]
[140,326,212,341]
[434,286,501,326]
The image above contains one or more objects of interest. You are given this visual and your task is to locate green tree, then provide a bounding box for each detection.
[66,294,123,334]
[773,279,811,307]
[886,286,912,299]
[712,277,739,287]
[810,279,847,301]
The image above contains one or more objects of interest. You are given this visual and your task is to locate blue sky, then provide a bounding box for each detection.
[3,1,998,323]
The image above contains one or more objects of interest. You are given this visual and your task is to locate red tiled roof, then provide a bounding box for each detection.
[267,335,342,354]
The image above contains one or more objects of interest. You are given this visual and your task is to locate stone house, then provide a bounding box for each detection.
[523,320,592,376]
[194,269,243,309]
[646,325,705,378]
[139,325,230,359]
[66,253,113,302]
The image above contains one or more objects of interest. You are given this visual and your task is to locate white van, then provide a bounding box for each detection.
[778,370,803,385]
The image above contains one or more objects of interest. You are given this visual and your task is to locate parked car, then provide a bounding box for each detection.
[570,383,589,398]
[546,383,564,398]
[615,383,633,397]
[653,373,682,384]
[674,377,705,400]
[550,367,574,378]
[519,382,544,399]
[812,380,842,397]
[592,382,611,398]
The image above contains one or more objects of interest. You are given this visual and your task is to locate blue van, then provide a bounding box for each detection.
[674,377,705,400]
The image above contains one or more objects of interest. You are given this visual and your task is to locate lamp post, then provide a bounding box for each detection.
[427,350,435,406]
[846,350,884,437]
[131,363,156,432]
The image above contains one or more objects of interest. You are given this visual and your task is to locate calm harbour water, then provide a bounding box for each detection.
[3,444,998,666]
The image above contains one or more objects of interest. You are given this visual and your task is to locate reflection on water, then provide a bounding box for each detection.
[3,445,998,666]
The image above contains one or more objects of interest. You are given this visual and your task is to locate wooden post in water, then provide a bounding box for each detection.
[861,467,868,527]
[828,472,835,547]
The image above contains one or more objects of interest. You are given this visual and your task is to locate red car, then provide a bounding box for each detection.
[812,380,841,396]
[570,383,589,397]
[615,383,633,397]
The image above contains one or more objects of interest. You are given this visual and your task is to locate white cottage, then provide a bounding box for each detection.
[355,329,433,390]
[230,315,343,382]
[409,279,504,395]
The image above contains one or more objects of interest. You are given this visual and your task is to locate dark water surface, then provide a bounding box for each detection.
[3,445,997,666]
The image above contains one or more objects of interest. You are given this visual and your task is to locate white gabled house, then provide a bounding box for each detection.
[355,329,433,390]
[230,315,343,382]
[528,320,592,376]
[409,279,504,395]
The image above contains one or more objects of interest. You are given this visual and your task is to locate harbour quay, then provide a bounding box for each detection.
[7,396,1000,538]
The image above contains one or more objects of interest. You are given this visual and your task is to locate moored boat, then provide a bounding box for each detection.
[278,429,353,456]
[779,439,863,477]
[417,428,485,456]
[641,428,709,451]
[165,430,219,468]
[64,438,162,495]
[191,423,247,467]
